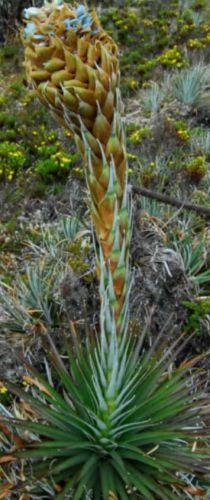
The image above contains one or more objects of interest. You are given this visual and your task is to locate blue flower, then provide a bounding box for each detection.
[33,34,45,40]
[24,22,36,37]
[91,28,99,36]
[81,15,92,30]
[76,5,86,18]
[76,13,86,23]
[63,5,98,36]
[63,18,78,30]
[24,7,40,19]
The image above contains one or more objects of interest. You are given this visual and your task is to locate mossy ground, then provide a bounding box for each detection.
[0,1,210,494]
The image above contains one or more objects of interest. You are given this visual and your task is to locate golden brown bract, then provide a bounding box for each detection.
[23,1,129,334]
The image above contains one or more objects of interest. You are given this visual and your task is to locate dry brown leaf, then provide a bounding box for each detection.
[0,423,25,448]
[173,483,207,496]
[54,483,62,493]
[0,456,15,464]
[19,400,40,417]
[183,486,207,496]
[22,375,52,397]
[0,483,14,499]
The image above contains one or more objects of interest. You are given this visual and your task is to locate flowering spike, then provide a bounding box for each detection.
[22,0,131,337]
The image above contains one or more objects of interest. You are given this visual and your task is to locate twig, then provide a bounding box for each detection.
[123,109,141,121]
[132,185,210,218]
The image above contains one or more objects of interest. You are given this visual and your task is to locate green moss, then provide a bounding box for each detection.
[0,112,17,127]
[0,44,19,60]
[183,299,210,334]
[137,58,157,77]
[0,112,7,126]
[0,95,8,108]
[0,129,17,141]
[0,386,13,406]
[9,81,24,96]
[66,241,94,283]
[28,180,48,198]
[3,186,25,204]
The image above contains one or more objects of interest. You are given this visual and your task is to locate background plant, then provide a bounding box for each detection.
[0,214,90,335]
[169,233,210,292]
[141,82,166,114]
[171,64,210,106]
[190,128,210,157]
[0,261,62,334]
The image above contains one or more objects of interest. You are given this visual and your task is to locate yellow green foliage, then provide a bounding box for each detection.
[128,127,151,144]
[185,156,208,180]
[158,45,184,68]
[173,121,190,142]
[0,141,27,181]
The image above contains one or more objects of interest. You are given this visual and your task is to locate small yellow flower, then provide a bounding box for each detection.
[73,167,83,173]
[128,79,138,90]
[127,153,137,160]
[176,129,189,142]
[143,19,153,27]
[61,156,71,163]
[187,38,204,49]
[202,24,210,33]
[0,385,8,394]
[129,127,150,143]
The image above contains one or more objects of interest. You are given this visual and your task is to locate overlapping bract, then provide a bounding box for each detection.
[22,0,130,335]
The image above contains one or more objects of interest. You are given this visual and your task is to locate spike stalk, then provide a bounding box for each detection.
[22,0,131,338]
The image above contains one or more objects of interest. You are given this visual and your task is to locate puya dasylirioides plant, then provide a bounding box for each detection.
[1,1,210,499]
[22,0,130,338]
